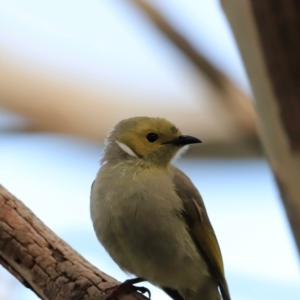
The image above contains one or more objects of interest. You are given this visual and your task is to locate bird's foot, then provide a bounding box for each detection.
[104,277,151,299]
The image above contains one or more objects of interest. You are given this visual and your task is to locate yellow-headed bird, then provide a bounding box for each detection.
[91,117,230,300]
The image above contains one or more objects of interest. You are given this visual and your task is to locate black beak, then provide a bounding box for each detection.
[164,135,202,146]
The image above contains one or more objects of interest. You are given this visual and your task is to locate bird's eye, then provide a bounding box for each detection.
[146,132,158,143]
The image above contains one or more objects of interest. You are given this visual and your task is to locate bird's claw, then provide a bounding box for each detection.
[104,278,151,299]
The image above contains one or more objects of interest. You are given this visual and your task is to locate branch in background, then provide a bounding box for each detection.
[0,185,148,300]
[129,0,257,144]
[0,1,257,154]
[130,0,226,92]
[222,0,300,256]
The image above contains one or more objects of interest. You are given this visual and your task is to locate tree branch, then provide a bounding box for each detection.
[222,0,300,256]
[0,185,147,300]
[129,0,227,92]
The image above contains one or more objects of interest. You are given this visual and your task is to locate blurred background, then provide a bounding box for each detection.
[0,0,299,299]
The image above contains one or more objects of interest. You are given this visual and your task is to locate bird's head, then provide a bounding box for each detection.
[103,117,201,167]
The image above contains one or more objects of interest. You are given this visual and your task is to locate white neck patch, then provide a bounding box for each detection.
[172,145,189,162]
[115,140,138,158]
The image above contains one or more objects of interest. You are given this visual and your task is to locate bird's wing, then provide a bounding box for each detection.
[172,166,231,300]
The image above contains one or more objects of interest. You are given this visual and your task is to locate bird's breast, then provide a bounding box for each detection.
[90,163,206,289]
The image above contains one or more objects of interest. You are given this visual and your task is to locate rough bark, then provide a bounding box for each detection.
[222,0,300,255]
[0,185,147,300]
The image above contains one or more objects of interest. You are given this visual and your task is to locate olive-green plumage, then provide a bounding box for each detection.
[90,116,230,300]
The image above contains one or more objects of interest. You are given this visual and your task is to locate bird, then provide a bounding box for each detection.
[90,116,231,300]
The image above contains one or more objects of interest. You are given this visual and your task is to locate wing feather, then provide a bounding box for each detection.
[172,166,231,300]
